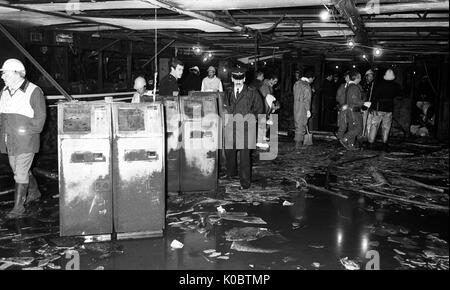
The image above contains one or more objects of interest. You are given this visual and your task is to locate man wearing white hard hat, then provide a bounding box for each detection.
[367,68,402,152]
[0,58,46,219]
[131,76,152,103]
[201,66,223,92]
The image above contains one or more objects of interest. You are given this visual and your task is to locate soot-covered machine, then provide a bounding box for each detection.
[58,101,165,240]
[111,102,165,239]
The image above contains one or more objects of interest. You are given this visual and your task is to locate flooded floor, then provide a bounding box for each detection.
[0,137,448,270]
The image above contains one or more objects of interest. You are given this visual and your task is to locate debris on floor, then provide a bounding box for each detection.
[170,240,184,249]
[230,241,280,254]
[0,256,34,266]
[339,257,360,270]
[225,227,274,242]
[0,140,447,270]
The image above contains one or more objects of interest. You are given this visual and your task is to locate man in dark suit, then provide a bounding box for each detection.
[159,58,184,96]
[222,68,264,189]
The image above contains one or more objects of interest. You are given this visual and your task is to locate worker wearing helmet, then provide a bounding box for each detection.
[131,76,152,103]
[0,58,46,219]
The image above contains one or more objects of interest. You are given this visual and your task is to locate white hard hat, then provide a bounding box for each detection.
[384,69,395,81]
[190,66,199,72]
[133,76,146,90]
[0,58,26,74]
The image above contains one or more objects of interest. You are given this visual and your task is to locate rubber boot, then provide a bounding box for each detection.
[25,173,41,206]
[6,183,28,219]
[338,138,350,150]
[293,140,305,151]
[367,142,376,150]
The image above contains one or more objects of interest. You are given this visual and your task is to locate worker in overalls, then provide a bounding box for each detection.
[338,70,371,150]
[336,71,350,140]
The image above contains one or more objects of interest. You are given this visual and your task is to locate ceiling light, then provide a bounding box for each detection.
[193,45,202,55]
[347,39,355,49]
[320,10,330,21]
[374,47,382,57]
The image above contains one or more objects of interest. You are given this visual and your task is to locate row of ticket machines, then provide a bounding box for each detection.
[58,93,221,240]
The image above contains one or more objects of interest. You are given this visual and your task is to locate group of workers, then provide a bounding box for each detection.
[334,68,402,152]
[130,58,279,190]
[0,55,406,219]
[131,59,224,103]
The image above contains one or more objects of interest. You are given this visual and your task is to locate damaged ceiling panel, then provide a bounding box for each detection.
[11,0,159,11]
[77,17,232,32]
[144,0,331,11]
[0,10,78,27]
[0,0,448,59]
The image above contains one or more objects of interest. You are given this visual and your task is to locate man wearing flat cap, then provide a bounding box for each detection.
[201,66,223,92]
[223,68,264,189]
[0,58,46,219]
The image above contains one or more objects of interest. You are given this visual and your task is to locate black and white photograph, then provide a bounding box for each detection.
[0,0,448,278]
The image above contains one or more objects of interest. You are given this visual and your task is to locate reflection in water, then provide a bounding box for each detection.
[361,233,369,253]
[336,227,344,256]
[288,191,306,222]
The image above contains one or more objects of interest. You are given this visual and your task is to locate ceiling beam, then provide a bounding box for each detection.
[0,2,130,31]
[358,1,449,15]
[139,0,243,33]
[333,0,369,45]
[159,0,330,11]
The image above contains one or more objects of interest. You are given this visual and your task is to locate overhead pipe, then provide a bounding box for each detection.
[141,39,176,68]
[0,24,73,101]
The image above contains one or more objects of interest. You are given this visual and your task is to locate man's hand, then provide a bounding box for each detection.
[307,110,311,118]
[364,101,371,108]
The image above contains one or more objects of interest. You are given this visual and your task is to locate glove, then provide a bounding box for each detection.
[306,110,311,118]
[341,105,348,111]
